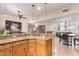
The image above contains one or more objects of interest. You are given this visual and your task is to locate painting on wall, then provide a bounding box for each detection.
[5,20,21,33]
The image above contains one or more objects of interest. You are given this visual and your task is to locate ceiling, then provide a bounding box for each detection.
[0,3,73,20]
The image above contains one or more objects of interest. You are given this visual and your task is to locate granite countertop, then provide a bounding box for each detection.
[0,35,52,45]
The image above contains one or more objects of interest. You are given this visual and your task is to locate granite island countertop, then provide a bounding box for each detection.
[0,35,52,45]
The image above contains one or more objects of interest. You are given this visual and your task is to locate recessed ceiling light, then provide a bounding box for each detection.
[37,7,41,10]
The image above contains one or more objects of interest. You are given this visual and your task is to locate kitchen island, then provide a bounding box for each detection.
[0,34,52,56]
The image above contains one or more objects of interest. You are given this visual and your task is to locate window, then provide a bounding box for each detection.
[59,21,78,33]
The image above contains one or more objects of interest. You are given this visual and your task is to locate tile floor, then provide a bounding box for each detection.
[54,38,79,56]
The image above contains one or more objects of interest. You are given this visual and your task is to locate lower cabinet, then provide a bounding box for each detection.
[0,48,12,56]
[21,43,28,56]
[0,43,12,56]
[0,39,52,56]
[0,51,5,56]
[13,40,28,56]
[28,39,36,56]
[36,40,46,56]
[46,39,52,56]
[4,48,12,56]
[13,45,26,56]
[36,39,52,56]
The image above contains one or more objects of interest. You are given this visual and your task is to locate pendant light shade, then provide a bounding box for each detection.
[64,19,68,27]
[64,19,68,32]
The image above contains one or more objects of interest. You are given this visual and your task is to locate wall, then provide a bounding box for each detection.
[0,12,28,33]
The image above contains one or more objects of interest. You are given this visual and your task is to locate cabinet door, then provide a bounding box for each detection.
[0,48,12,56]
[12,40,28,56]
[21,43,28,56]
[28,39,36,56]
[13,45,26,56]
[46,39,52,56]
[36,40,46,56]
[0,51,5,56]
[3,48,12,56]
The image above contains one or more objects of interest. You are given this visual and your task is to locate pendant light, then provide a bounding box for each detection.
[64,19,68,32]
[29,4,36,23]
[44,3,47,23]
[44,3,47,33]
[3,3,7,17]
[32,4,35,20]
[37,3,41,11]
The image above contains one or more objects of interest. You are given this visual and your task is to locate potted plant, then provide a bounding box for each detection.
[0,27,4,35]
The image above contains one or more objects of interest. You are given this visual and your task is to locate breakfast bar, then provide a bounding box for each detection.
[0,34,52,56]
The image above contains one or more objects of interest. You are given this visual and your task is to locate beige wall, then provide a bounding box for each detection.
[0,12,28,33]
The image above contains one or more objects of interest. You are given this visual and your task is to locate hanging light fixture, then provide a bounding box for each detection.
[3,3,7,17]
[64,19,68,32]
[37,3,41,11]
[29,4,35,23]
[32,4,35,20]
[44,3,47,33]
[44,3,47,23]
[64,19,68,27]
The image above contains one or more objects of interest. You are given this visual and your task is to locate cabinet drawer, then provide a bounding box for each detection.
[21,40,27,44]
[29,39,35,43]
[28,39,36,48]
[36,48,46,56]
[13,46,26,56]
[28,43,35,49]
[13,40,27,46]
[28,46,35,52]
[0,43,12,51]
[28,51,36,56]
[28,53,36,56]
[13,41,22,46]
[0,51,4,56]
[3,43,12,49]
[36,40,46,45]
[3,48,12,56]
[0,48,12,56]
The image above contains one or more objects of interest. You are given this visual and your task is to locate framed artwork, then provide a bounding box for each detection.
[5,20,22,33]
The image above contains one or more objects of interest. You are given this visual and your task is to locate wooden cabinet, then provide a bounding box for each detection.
[0,50,5,56]
[36,40,46,56]
[36,39,52,56]
[13,40,28,56]
[0,48,12,56]
[4,48,12,56]
[28,39,36,56]
[0,37,52,56]
[21,40,28,56]
[46,39,52,56]
[0,43,12,56]
[13,45,25,56]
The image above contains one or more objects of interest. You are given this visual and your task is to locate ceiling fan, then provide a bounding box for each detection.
[17,11,27,20]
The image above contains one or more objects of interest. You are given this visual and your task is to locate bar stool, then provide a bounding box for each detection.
[74,37,79,47]
[62,33,72,46]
